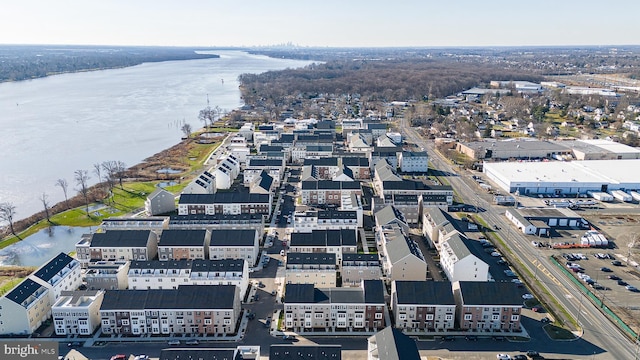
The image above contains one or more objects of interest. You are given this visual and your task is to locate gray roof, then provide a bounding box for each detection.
[375,205,407,227]
[270,345,342,360]
[374,161,401,182]
[160,349,237,360]
[101,285,237,311]
[382,180,452,192]
[342,253,380,265]
[290,229,357,247]
[342,157,369,167]
[33,252,75,282]
[158,229,207,246]
[368,326,420,360]
[247,158,284,167]
[129,259,244,272]
[210,229,257,246]
[425,207,450,226]
[285,281,384,305]
[286,253,336,265]
[363,280,385,303]
[304,158,338,166]
[5,279,46,307]
[401,151,428,158]
[394,281,455,305]
[506,209,533,228]
[458,281,524,306]
[317,210,357,220]
[300,180,361,191]
[178,193,270,204]
[444,233,478,261]
[384,226,424,264]
[91,230,151,248]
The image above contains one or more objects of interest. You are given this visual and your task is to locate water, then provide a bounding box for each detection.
[0,226,92,266]
[0,51,314,220]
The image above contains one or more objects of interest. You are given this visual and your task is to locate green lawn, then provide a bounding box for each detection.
[0,278,24,296]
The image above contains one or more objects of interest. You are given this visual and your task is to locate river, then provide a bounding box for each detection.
[0,51,314,220]
[0,226,92,266]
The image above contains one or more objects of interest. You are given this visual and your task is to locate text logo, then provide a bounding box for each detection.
[1,341,58,360]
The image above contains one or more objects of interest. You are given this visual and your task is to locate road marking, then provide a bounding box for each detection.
[531,258,562,286]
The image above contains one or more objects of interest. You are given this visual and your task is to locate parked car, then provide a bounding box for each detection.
[465,335,478,341]
[612,260,623,266]
[540,317,551,323]
[496,353,511,360]
[504,270,516,277]
[526,350,540,358]
[67,342,82,348]
[514,355,528,360]
[168,340,181,346]
[600,267,613,272]
[626,285,638,292]
[186,339,199,345]
[522,293,534,300]
[264,318,271,328]
[110,356,126,360]
[491,252,501,257]
[618,280,628,286]
[497,259,508,265]
[608,275,621,280]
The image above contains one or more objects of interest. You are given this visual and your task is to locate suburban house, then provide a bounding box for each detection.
[145,188,177,216]
[84,261,130,290]
[367,326,421,360]
[377,224,427,282]
[453,281,523,332]
[391,281,456,332]
[78,230,158,264]
[182,169,216,195]
[178,193,271,218]
[209,229,260,266]
[340,254,382,287]
[270,345,342,360]
[285,253,337,288]
[300,180,362,206]
[128,259,248,298]
[289,229,358,262]
[157,229,210,261]
[292,209,359,233]
[52,290,105,336]
[99,285,240,336]
[439,233,490,282]
[284,280,386,333]
[399,151,429,173]
[0,279,52,335]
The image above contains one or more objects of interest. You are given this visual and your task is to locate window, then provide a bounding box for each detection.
[492,315,500,321]
[445,314,453,321]
[399,314,407,320]
[426,314,434,320]
[375,313,382,319]
[121,319,129,326]
[511,315,519,321]
[205,319,212,325]
[315,313,323,319]
[464,314,472,321]
[223,319,231,325]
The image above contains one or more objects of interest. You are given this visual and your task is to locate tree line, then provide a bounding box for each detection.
[0,45,220,82]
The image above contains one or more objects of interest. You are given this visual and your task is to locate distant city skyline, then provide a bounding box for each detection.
[3,0,640,48]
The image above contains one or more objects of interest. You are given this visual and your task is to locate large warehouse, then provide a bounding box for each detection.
[483,159,640,196]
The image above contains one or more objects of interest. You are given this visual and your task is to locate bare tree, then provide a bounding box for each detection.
[74,169,90,214]
[93,163,102,185]
[40,192,51,222]
[181,123,192,139]
[55,178,70,209]
[102,161,117,193]
[0,202,18,238]
[115,161,127,189]
[199,106,215,128]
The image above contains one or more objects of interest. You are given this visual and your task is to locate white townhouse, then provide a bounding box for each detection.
[439,233,490,283]
[289,229,358,262]
[285,253,337,288]
[128,258,249,298]
[31,252,83,304]
[209,229,260,266]
[292,209,359,233]
[378,224,427,282]
[52,290,105,336]
[399,151,429,173]
[0,279,52,335]
[157,229,210,261]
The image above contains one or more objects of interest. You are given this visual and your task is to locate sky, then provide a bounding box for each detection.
[2,0,639,48]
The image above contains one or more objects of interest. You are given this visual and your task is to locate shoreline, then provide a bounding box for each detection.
[0,127,229,246]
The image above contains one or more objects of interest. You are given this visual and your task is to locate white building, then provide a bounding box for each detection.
[209,229,260,266]
[378,224,427,282]
[0,279,52,335]
[292,209,359,233]
[183,169,216,195]
[439,234,490,282]
[52,290,105,336]
[31,252,83,304]
[399,151,428,173]
[128,259,249,298]
[145,188,176,216]
[285,253,337,288]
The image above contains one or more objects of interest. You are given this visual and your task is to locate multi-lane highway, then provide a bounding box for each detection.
[400,119,637,359]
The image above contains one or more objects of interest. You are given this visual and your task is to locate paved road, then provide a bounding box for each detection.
[399,119,637,360]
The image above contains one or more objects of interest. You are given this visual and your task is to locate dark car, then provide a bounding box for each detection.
[600,267,613,272]
[493,336,506,341]
[612,260,623,266]
[465,335,478,341]
[493,225,501,230]
[514,355,528,360]
[608,275,621,280]
[67,342,82,348]
[443,336,455,341]
[526,350,540,358]
[618,279,628,286]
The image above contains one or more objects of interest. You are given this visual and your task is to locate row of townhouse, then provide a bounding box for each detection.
[76,228,260,266]
[100,285,240,336]
[284,280,386,333]
[377,223,427,282]
[289,229,357,262]
[391,280,523,333]
[300,180,362,206]
[213,154,241,190]
[302,157,371,180]
[243,157,286,187]
[178,192,272,218]
[292,208,360,232]
[0,252,82,335]
[291,144,333,163]
[284,253,382,288]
